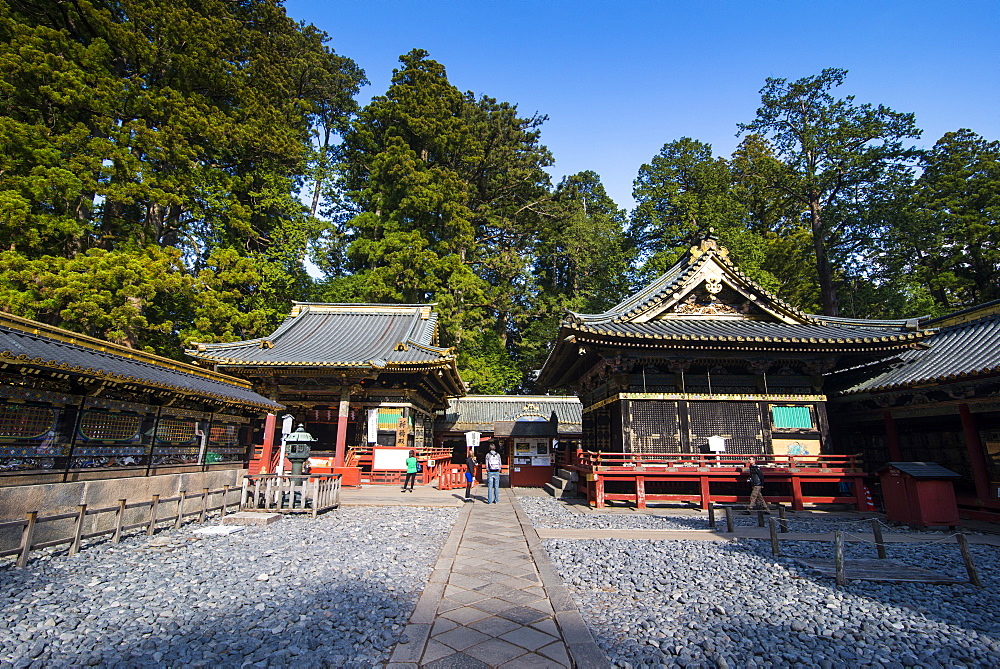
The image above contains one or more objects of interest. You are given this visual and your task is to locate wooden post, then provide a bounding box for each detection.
[175,491,186,530]
[871,519,886,559]
[790,476,804,511]
[199,488,209,523]
[312,478,320,519]
[724,506,734,533]
[699,475,711,510]
[956,533,982,587]
[16,512,37,568]
[882,410,902,461]
[757,510,766,527]
[777,504,788,533]
[69,504,87,557]
[146,494,160,536]
[768,517,780,556]
[112,499,126,543]
[220,485,230,519]
[595,476,605,509]
[834,531,846,586]
[708,502,716,529]
[635,476,646,509]
[959,404,991,504]
[334,387,351,468]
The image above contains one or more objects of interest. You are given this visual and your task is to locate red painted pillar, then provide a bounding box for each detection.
[635,476,646,508]
[334,388,351,468]
[959,404,991,503]
[257,413,277,474]
[790,475,804,511]
[883,410,903,461]
[699,475,711,510]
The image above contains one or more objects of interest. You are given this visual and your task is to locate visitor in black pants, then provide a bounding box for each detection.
[402,449,417,492]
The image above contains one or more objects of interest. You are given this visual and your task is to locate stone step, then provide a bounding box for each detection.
[557,467,579,482]
[549,475,573,490]
[544,482,578,499]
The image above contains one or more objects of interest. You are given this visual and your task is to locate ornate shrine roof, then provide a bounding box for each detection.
[838,308,1000,395]
[0,311,282,411]
[186,303,465,395]
[538,234,935,389]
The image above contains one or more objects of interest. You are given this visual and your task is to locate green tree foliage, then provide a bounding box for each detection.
[739,68,921,316]
[885,129,1000,310]
[325,49,557,392]
[520,171,635,380]
[0,0,363,348]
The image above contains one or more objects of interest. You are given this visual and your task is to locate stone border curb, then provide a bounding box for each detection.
[389,500,473,664]
[509,490,610,669]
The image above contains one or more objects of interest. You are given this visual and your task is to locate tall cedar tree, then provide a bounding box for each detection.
[330,49,553,392]
[887,129,1000,310]
[0,0,363,352]
[739,68,920,316]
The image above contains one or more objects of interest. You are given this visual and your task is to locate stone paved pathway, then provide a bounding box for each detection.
[388,488,607,668]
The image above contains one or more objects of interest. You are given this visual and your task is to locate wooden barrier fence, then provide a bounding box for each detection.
[569,452,868,510]
[240,474,341,517]
[0,485,240,568]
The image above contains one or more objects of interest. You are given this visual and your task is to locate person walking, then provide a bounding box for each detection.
[464,448,477,502]
[402,449,418,492]
[484,443,502,504]
[745,457,769,512]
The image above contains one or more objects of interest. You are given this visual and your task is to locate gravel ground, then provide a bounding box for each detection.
[544,536,1000,669]
[0,506,457,668]
[516,492,940,534]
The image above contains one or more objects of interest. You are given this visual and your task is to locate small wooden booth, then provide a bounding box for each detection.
[878,462,961,527]
[434,396,583,487]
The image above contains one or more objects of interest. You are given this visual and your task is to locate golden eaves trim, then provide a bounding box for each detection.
[0,351,280,411]
[572,324,934,345]
[0,311,253,389]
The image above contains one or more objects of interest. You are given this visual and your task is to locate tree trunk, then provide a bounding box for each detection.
[809,200,839,316]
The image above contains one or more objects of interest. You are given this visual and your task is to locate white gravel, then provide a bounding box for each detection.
[516,492,940,534]
[0,506,457,668]
[541,532,1000,668]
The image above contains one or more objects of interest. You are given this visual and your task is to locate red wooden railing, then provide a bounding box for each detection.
[566,451,868,511]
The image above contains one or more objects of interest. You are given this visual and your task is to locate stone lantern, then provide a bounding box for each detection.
[284,424,316,477]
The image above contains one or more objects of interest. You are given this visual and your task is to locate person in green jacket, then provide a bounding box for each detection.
[402,450,418,492]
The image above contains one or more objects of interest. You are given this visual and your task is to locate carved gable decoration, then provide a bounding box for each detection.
[629,254,803,325]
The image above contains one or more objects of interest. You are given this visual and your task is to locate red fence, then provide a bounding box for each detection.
[567,451,868,510]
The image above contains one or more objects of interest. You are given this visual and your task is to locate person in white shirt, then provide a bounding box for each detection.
[484,443,502,504]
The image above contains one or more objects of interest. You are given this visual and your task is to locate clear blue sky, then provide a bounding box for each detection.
[286,0,999,210]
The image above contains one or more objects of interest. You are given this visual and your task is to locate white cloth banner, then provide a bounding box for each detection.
[465,431,481,451]
[367,409,378,444]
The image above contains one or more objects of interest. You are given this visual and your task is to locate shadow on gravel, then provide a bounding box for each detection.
[547,535,1000,667]
[2,573,413,667]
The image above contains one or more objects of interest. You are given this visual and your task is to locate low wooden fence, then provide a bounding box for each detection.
[240,474,340,517]
[0,485,240,568]
[569,452,868,510]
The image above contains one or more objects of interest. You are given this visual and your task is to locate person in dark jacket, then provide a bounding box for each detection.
[745,457,770,512]
[464,449,477,502]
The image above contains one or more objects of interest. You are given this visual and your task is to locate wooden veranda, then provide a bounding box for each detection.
[558,450,869,510]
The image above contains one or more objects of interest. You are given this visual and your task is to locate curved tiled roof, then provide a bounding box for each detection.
[0,314,281,411]
[572,319,930,344]
[840,315,1000,394]
[187,303,454,368]
[438,395,582,434]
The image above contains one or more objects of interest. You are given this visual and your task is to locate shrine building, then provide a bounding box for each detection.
[186,303,465,477]
[537,234,934,459]
[0,310,281,487]
[828,300,1000,517]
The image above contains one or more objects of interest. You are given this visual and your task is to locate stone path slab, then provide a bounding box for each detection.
[389,489,608,668]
